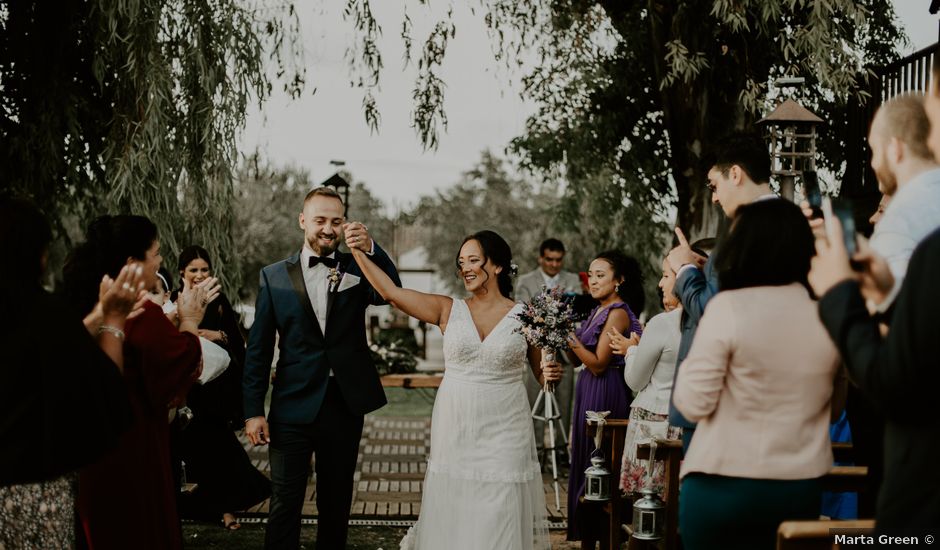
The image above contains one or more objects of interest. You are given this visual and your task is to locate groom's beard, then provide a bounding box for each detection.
[308,232,340,256]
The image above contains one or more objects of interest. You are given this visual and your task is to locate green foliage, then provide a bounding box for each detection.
[232,155,310,299]
[505,0,906,239]
[346,0,905,242]
[370,332,419,376]
[0,0,304,292]
[411,151,663,313]
[232,155,397,301]
[411,151,558,291]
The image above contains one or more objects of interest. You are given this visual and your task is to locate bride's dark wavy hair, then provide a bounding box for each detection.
[454,230,516,298]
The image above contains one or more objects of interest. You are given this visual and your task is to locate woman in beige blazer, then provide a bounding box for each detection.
[673,199,842,550]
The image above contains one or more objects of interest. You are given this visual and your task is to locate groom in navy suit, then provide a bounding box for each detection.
[244,186,401,549]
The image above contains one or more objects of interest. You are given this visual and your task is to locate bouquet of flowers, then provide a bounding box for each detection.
[514,285,577,388]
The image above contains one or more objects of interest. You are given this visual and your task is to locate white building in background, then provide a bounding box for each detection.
[367,242,452,372]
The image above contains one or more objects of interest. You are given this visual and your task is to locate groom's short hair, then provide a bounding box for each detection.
[304,186,344,206]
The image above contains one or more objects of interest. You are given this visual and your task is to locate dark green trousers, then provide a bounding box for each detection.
[680,473,821,550]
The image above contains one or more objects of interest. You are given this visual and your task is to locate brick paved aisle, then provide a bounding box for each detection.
[238,416,568,524]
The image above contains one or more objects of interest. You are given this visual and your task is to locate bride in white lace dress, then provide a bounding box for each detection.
[345,226,557,550]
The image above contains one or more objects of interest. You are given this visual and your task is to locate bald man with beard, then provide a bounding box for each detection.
[865,94,940,312]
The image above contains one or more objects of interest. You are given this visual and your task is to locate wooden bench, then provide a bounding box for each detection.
[777,519,875,550]
[821,465,869,494]
[380,373,443,389]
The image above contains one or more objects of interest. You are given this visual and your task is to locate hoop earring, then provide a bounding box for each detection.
[615,284,620,293]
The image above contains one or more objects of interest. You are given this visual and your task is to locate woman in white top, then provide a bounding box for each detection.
[609,257,683,495]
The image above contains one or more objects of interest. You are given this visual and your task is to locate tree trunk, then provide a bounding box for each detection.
[605,0,757,244]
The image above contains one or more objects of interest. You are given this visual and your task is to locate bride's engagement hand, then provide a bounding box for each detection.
[541,361,562,383]
[343,221,372,252]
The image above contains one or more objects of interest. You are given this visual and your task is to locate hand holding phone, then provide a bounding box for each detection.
[803,171,823,219]
[821,197,858,258]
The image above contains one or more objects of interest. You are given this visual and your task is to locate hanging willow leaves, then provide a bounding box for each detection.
[0,0,304,293]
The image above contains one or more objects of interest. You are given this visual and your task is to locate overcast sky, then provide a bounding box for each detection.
[241,1,939,212]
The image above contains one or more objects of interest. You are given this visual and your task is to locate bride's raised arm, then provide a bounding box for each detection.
[350,247,453,329]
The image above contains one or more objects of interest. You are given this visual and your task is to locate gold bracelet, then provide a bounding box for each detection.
[97,324,125,341]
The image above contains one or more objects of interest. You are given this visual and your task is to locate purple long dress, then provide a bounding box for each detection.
[567,301,641,541]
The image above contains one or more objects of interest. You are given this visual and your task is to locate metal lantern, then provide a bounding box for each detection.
[583,453,611,502]
[758,90,824,201]
[632,487,666,541]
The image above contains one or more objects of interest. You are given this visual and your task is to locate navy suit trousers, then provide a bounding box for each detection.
[265,379,363,550]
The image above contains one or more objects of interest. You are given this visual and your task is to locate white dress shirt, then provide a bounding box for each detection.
[301,245,335,375]
[540,270,560,289]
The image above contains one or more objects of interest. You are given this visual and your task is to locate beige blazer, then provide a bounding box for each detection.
[514,268,581,304]
[674,284,841,481]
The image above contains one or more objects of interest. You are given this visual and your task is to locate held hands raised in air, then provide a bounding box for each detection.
[343,222,372,253]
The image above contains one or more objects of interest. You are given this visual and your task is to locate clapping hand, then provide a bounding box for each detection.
[607,328,639,356]
[177,276,221,326]
[666,228,707,274]
[343,222,372,253]
[98,264,147,320]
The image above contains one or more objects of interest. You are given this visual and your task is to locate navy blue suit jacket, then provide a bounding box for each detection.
[667,256,719,429]
[243,244,401,424]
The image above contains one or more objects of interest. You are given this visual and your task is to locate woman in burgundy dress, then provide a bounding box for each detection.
[63,215,219,550]
[564,250,645,547]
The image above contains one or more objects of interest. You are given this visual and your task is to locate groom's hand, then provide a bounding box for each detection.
[246,416,270,446]
[343,222,372,252]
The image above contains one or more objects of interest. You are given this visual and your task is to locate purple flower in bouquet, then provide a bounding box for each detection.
[513,285,577,354]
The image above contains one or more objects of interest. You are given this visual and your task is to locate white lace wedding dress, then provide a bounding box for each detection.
[400,299,550,549]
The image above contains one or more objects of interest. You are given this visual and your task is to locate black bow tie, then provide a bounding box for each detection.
[308,255,338,269]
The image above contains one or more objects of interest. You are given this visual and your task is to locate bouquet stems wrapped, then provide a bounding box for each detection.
[514,286,577,392]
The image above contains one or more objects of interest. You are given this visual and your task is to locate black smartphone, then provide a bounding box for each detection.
[822,197,858,257]
[803,170,823,219]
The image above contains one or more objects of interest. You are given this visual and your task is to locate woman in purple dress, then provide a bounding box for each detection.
[565,250,644,547]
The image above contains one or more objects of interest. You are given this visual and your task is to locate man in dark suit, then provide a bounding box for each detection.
[665,134,775,455]
[243,187,401,549]
[811,221,940,533]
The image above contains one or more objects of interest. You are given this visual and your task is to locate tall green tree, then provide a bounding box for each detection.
[0,0,303,290]
[346,0,905,241]
[504,0,906,241]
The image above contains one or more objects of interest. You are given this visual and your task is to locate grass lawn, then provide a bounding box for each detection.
[370,387,435,417]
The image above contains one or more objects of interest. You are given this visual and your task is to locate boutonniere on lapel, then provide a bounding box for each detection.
[327,266,342,293]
